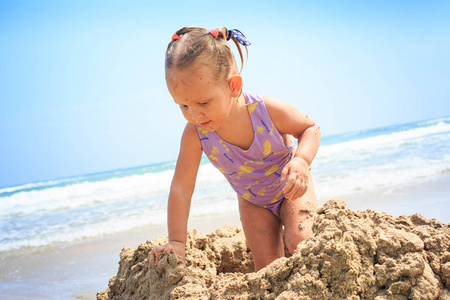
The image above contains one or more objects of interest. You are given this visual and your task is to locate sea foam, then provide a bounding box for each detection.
[1,116,448,252]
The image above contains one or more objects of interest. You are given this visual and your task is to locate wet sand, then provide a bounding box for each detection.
[98,199,450,299]
[0,213,241,300]
[1,176,448,299]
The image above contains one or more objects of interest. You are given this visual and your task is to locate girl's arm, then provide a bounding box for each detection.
[149,123,203,267]
[263,95,321,200]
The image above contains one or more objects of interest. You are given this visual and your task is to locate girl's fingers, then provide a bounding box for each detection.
[287,180,300,199]
[149,250,156,267]
[149,244,177,267]
[149,246,163,267]
[291,180,308,199]
[280,164,290,182]
[282,175,295,195]
[285,176,308,199]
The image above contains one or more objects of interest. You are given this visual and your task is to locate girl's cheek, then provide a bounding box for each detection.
[182,111,194,123]
[180,109,188,118]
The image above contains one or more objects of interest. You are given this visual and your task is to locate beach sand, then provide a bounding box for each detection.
[1,176,448,299]
[0,213,241,300]
[98,199,450,299]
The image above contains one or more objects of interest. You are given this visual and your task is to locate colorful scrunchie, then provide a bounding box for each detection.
[227,29,251,46]
[209,28,219,39]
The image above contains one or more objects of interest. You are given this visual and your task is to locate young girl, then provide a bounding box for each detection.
[149,26,320,272]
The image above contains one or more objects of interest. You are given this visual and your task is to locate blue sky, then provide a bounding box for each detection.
[1,0,449,188]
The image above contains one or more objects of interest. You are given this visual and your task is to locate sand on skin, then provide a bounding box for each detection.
[98,199,450,299]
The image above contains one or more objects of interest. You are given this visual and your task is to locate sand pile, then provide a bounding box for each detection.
[97,200,450,299]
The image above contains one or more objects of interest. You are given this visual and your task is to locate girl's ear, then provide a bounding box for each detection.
[229,74,243,98]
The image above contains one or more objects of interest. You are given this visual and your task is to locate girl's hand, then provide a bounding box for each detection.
[280,157,310,200]
[149,241,186,268]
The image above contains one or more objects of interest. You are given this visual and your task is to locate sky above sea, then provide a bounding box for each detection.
[1,0,449,188]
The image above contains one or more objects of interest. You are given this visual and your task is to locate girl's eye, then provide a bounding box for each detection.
[199,101,209,106]
[180,105,188,109]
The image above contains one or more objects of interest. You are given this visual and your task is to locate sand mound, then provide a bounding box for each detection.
[97,200,450,299]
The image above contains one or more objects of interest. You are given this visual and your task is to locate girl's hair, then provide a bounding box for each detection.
[165,26,248,82]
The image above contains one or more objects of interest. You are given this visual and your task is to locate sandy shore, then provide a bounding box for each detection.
[0,225,158,300]
[98,199,450,299]
[1,176,448,299]
[329,176,450,223]
[0,213,241,300]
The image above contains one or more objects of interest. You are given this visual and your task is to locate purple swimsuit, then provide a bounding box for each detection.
[196,92,295,218]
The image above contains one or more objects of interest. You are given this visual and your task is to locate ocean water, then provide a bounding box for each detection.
[1,116,449,254]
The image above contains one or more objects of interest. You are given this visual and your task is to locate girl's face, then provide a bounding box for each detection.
[167,66,236,132]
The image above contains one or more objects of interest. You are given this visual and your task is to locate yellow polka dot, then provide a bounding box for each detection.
[198,127,208,135]
[265,164,279,176]
[263,140,272,156]
[239,165,254,173]
[211,146,220,155]
[242,192,251,200]
[258,187,266,196]
[256,126,264,135]
[271,191,283,203]
[247,102,258,114]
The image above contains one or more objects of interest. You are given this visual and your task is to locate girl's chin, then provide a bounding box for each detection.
[194,120,221,132]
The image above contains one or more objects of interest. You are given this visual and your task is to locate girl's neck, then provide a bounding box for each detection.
[215,93,254,150]
[219,94,246,129]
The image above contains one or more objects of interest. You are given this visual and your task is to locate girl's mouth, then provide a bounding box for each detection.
[200,121,211,127]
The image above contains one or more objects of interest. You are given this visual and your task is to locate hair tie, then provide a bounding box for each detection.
[209,28,219,39]
[227,29,251,46]
[172,33,180,40]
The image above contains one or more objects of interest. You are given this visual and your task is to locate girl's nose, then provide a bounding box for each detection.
[189,107,202,120]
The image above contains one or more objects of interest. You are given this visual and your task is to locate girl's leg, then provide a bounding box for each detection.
[280,170,317,255]
[238,195,284,271]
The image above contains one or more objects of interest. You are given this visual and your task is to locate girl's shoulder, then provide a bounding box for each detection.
[243,92,289,112]
[260,94,298,118]
[244,92,303,130]
[243,91,263,104]
[259,95,317,138]
[181,122,203,149]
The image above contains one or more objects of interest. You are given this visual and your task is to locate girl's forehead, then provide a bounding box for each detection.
[170,65,215,84]
[168,67,224,95]
[168,72,216,103]
[169,72,209,94]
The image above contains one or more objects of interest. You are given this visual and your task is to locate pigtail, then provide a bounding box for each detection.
[217,27,248,74]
